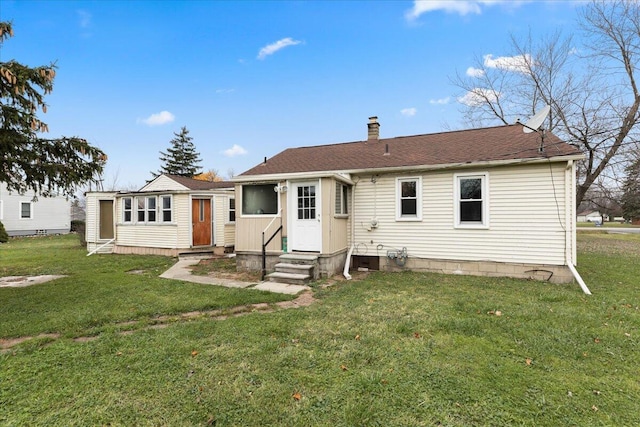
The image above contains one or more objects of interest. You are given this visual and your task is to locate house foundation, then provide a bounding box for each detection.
[236,248,348,278]
[379,256,575,284]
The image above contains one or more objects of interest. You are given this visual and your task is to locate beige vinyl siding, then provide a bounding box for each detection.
[236,216,283,252]
[352,163,569,266]
[140,175,188,192]
[115,193,190,249]
[324,177,349,253]
[222,195,236,247]
[174,194,191,247]
[116,224,180,248]
[234,183,286,252]
[85,193,98,245]
[214,195,225,246]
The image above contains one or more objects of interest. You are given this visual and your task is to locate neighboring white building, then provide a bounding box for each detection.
[0,183,71,237]
[577,210,603,223]
[233,117,584,284]
[85,174,235,256]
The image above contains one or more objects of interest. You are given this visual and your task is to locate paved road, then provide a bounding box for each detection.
[577,227,640,234]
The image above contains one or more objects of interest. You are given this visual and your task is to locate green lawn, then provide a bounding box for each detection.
[1,233,639,426]
[577,221,639,228]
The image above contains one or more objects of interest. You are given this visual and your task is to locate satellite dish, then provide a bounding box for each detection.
[522,105,550,133]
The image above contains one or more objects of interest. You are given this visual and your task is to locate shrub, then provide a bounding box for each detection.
[71,220,86,247]
[0,221,8,243]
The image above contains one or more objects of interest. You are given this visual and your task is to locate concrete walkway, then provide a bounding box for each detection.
[159,256,310,295]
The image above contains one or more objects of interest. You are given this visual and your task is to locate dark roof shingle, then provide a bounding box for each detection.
[165,175,234,190]
[240,124,581,177]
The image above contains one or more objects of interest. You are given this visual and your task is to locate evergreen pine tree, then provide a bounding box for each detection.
[621,156,640,222]
[1,22,106,197]
[154,126,202,178]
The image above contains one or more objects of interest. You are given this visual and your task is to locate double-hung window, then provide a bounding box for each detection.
[161,196,172,222]
[20,201,32,219]
[122,197,132,223]
[454,173,489,228]
[146,196,157,222]
[396,177,422,221]
[335,183,348,215]
[228,198,236,223]
[136,196,158,223]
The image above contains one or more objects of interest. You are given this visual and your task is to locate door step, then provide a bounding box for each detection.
[265,254,318,285]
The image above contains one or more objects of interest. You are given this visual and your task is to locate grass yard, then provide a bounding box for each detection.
[1,233,639,426]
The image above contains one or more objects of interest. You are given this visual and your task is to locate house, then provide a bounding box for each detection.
[0,182,71,237]
[577,209,603,223]
[85,174,235,256]
[232,117,584,284]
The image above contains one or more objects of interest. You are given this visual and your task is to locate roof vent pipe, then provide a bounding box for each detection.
[368,116,380,140]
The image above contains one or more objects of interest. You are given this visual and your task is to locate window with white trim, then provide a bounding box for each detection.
[146,196,157,222]
[396,177,422,221]
[454,173,489,228]
[335,182,348,215]
[136,196,158,223]
[20,201,32,219]
[161,196,172,222]
[228,198,236,223]
[123,197,132,223]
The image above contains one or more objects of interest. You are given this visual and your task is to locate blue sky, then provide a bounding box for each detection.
[2,0,582,189]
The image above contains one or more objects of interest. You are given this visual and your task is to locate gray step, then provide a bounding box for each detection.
[279,253,318,264]
[265,271,311,286]
[275,262,314,276]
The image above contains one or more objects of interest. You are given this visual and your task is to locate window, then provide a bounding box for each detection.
[137,198,146,222]
[455,173,489,228]
[136,196,157,223]
[20,201,32,219]
[242,184,278,215]
[228,198,236,223]
[297,185,316,219]
[146,196,157,222]
[161,196,172,222]
[396,177,422,221]
[123,197,132,222]
[335,183,348,215]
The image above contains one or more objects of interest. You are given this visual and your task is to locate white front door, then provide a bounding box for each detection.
[290,181,322,252]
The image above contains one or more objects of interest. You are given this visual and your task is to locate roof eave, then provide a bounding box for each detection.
[234,153,585,182]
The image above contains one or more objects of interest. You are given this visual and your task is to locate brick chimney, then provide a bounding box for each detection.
[367,116,380,140]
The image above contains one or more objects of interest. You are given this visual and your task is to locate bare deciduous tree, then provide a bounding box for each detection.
[452,0,640,207]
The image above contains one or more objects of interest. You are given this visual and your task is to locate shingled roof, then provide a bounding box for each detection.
[164,175,234,190]
[239,123,582,177]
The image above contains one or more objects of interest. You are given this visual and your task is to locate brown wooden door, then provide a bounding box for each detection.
[192,198,211,246]
[99,200,114,240]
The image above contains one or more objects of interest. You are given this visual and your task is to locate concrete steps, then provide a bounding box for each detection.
[265,254,318,285]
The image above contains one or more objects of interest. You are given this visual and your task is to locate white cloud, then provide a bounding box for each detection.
[77,10,91,28]
[405,1,528,21]
[223,144,248,157]
[401,107,417,117]
[257,37,302,60]
[466,67,485,78]
[405,0,496,20]
[429,97,450,105]
[458,88,499,106]
[138,111,175,126]
[215,88,235,94]
[483,53,531,73]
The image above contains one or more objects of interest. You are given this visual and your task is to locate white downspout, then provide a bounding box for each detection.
[343,178,358,280]
[565,160,591,295]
